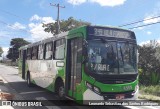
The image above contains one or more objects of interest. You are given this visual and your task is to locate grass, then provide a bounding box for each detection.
[138,94,160,103]
[139,85,160,102]
[139,85,160,96]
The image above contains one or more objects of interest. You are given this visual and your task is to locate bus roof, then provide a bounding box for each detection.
[19,25,134,50]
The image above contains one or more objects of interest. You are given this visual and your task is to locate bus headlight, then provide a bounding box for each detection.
[85,81,92,89]
[85,81,101,94]
[93,86,100,94]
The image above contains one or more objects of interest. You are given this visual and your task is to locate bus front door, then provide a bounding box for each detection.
[65,37,82,99]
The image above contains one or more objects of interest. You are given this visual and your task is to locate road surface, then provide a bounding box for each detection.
[0,64,159,109]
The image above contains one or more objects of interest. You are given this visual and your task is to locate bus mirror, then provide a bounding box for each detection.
[56,61,64,67]
[82,56,88,64]
[82,48,88,64]
[83,39,88,48]
[83,39,88,46]
[83,39,88,56]
[83,47,87,56]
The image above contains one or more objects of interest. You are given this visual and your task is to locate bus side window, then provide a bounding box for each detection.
[31,46,38,60]
[55,39,65,60]
[27,48,31,60]
[44,42,53,60]
[38,44,44,60]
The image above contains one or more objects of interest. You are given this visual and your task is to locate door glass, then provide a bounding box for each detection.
[70,38,82,94]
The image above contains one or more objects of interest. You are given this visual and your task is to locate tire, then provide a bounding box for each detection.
[56,81,65,99]
[27,73,33,87]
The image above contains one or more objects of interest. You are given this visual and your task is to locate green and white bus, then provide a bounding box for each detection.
[19,25,139,102]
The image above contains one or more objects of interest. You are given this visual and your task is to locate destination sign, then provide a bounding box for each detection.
[87,27,134,39]
[94,28,131,39]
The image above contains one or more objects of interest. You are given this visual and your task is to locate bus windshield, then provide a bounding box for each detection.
[85,40,137,75]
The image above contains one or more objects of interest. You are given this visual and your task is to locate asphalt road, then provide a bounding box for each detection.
[0,64,159,109]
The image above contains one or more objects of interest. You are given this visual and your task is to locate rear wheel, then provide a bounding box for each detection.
[56,81,65,99]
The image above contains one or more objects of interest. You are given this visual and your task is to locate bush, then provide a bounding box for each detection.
[138,69,150,86]
[150,72,160,85]
[138,42,160,86]
[138,68,160,86]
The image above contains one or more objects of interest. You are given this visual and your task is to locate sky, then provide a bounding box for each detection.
[0,0,160,56]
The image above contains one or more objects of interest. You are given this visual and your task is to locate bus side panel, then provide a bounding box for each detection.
[26,60,65,92]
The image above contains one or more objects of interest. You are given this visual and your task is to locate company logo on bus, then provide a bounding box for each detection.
[123,85,132,91]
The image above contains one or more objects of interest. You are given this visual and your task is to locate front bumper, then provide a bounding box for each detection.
[83,87,139,101]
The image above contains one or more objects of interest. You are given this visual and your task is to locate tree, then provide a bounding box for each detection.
[42,17,91,35]
[138,40,160,85]
[0,47,3,57]
[7,38,30,61]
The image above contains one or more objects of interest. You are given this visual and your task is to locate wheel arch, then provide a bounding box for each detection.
[54,76,64,92]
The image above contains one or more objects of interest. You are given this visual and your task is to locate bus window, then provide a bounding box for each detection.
[27,48,31,60]
[44,42,53,60]
[86,41,118,74]
[55,39,65,59]
[38,44,44,60]
[117,43,137,74]
[31,46,38,60]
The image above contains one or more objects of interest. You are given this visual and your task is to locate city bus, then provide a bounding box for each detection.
[18,25,139,103]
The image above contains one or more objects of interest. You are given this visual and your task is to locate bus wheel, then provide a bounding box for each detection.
[27,72,33,87]
[57,82,65,99]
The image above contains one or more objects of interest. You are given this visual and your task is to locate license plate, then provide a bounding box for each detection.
[115,94,125,100]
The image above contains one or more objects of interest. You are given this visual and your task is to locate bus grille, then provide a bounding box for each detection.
[95,74,137,84]
[101,79,135,84]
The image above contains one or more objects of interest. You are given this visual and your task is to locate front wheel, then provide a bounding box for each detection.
[57,82,65,99]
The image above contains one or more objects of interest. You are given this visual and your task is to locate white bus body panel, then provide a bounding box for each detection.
[27,60,60,88]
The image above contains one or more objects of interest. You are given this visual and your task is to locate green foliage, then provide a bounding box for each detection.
[140,85,160,96]
[7,38,30,62]
[42,17,91,35]
[150,72,160,85]
[138,68,143,75]
[0,47,3,57]
[138,40,160,86]
[139,72,150,86]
